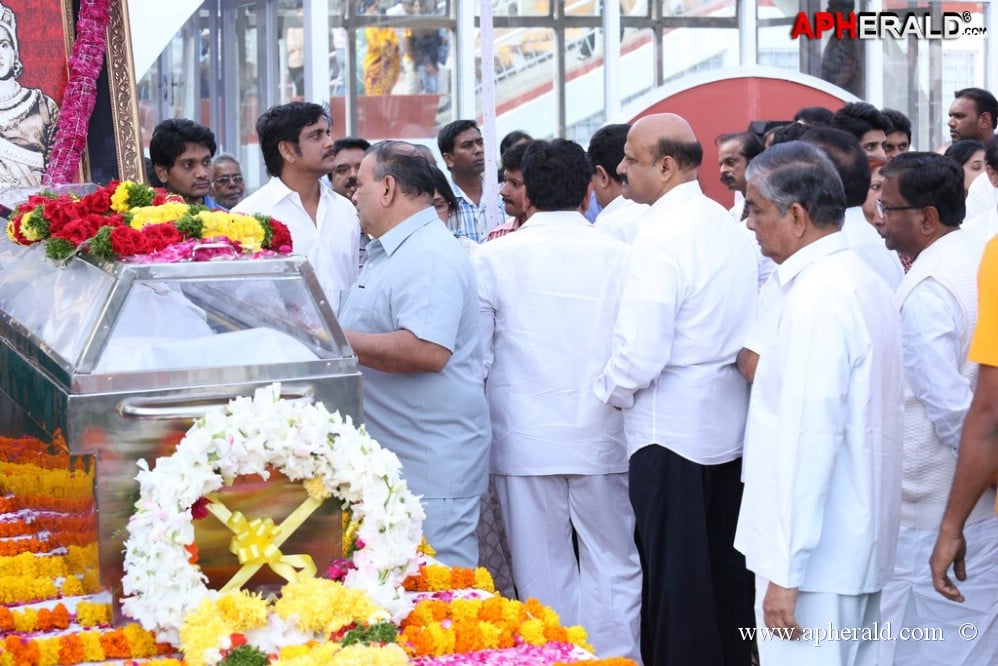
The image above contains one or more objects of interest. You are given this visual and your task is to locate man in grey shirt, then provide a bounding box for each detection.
[338,140,490,568]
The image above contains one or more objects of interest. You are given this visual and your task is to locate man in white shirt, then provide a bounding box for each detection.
[234,102,359,306]
[872,152,998,665]
[593,113,758,666]
[735,141,904,666]
[474,139,641,661]
[716,131,764,221]
[587,123,648,243]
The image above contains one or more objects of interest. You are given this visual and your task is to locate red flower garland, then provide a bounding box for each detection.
[44,0,112,186]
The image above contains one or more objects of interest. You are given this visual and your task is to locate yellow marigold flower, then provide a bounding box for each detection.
[449,598,479,623]
[274,578,384,636]
[179,609,228,666]
[20,213,43,242]
[473,567,495,592]
[216,590,269,632]
[79,630,105,663]
[478,619,502,649]
[197,210,266,251]
[123,623,159,658]
[566,625,593,652]
[519,617,547,645]
[425,623,456,656]
[416,537,436,557]
[36,636,61,666]
[424,565,451,592]
[110,182,134,212]
[76,601,112,627]
[277,643,314,661]
[130,202,191,230]
[13,607,38,632]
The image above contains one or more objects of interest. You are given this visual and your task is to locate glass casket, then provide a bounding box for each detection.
[0,240,360,619]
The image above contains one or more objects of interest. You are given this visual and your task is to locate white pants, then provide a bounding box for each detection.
[880,515,998,665]
[421,495,481,569]
[494,473,642,663]
[754,575,879,666]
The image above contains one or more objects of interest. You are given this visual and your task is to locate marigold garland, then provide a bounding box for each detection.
[402,565,495,594]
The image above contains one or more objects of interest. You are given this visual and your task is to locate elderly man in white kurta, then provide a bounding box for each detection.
[873,152,998,665]
[474,139,641,661]
[735,141,904,666]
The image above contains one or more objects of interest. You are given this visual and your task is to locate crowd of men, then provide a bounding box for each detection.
[144,86,998,665]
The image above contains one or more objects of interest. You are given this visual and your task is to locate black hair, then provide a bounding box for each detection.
[437,119,479,156]
[954,87,998,130]
[830,102,893,140]
[715,131,764,161]
[333,136,371,155]
[881,108,912,142]
[149,118,217,168]
[986,137,998,170]
[944,139,987,167]
[521,139,592,211]
[654,137,703,170]
[793,106,834,126]
[501,140,530,175]
[499,130,532,158]
[429,164,457,211]
[256,101,331,177]
[881,152,966,227]
[800,126,871,207]
[587,124,630,184]
[769,122,810,146]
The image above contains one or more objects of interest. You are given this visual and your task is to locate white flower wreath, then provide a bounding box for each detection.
[120,383,424,645]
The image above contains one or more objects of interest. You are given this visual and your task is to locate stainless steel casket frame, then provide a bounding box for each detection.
[0,247,360,620]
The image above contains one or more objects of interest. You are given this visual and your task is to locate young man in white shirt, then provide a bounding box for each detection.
[735,141,904,666]
[233,102,359,305]
[873,152,998,665]
[474,139,641,661]
[593,113,758,666]
[587,123,648,243]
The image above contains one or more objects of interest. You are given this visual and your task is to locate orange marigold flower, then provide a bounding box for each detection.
[0,607,14,632]
[452,618,484,653]
[57,633,85,665]
[98,629,131,659]
[50,604,70,631]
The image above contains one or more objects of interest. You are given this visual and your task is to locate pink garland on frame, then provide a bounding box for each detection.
[43,0,112,186]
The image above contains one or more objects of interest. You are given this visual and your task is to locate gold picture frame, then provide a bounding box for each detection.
[102,0,143,183]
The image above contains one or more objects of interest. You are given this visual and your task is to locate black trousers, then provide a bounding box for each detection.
[629,445,755,666]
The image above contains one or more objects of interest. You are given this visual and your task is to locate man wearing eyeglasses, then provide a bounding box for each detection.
[872,152,998,665]
[209,154,246,211]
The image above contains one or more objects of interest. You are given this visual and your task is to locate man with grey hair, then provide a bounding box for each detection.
[735,141,903,665]
[338,140,490,568]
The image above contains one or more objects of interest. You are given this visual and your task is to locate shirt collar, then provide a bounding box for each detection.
[263,176,334,203]
[520,210,590,229]
[448,176,481,207]
[649,179,703,211]
[376,206,438,256]
[600,195,630,215]
[775,231,849,286]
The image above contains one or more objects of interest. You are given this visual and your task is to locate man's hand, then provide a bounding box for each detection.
[929,527,968,602]
[762,582,802,639]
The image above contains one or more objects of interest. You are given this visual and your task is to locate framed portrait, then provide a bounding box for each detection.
[0,0,142,189]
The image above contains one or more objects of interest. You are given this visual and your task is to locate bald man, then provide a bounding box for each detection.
[595,114,759,666]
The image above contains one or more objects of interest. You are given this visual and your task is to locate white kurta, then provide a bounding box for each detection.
[966,170,998,220]
[593,180,758,463]
[735,232,904,594]
[592,194,649,244]
[474,210,629,475]
[233,177,360,305]
[473,210,641,661]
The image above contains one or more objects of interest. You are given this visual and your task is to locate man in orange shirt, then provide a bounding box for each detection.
[931,236,998,602]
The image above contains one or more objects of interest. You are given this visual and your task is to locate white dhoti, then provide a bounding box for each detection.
[879,515,998,665]
[754,575,880,666]
[494,473,642,662]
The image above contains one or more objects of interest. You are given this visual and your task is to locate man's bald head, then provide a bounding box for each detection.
[618,113,702,204]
